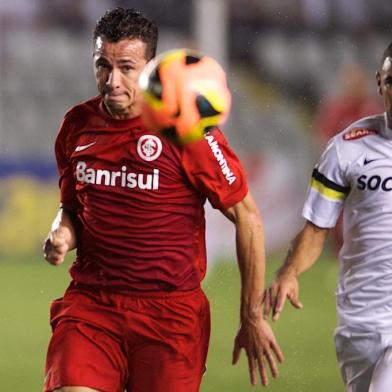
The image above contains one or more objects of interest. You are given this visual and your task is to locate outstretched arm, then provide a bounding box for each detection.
[263,220,330,321]
[43,205,78,266]
[223,192,283,387]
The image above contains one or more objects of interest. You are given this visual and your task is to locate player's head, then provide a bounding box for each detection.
[376,42,392,126]
[93,8,158,120]
[94,7,158,61]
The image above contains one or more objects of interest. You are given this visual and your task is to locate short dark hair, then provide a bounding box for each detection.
[381,42,392,68]
[94,7,158,60]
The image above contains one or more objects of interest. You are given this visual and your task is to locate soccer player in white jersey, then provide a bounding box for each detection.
[263,42,392,392]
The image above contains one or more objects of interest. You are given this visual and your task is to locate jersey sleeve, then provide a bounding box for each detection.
[55,115,78,208]
[181,128,248,210]
[302,137,350,228]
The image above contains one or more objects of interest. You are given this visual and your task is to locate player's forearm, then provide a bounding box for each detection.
[236,212,266,323]
[278,220,329,278]
[50,206,78,250]
[223,193,266,323]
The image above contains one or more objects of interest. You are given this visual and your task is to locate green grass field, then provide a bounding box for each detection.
[0,251,343,391]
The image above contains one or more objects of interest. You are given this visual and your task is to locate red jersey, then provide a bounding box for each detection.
[56,96,248,291]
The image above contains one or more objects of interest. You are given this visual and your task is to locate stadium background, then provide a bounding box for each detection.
[0,0,391,390]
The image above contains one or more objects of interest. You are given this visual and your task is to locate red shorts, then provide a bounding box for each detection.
[44,283,210,392]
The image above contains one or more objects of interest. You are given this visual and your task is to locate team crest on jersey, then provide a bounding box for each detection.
[137,135,162,161]
[343,128,377,141]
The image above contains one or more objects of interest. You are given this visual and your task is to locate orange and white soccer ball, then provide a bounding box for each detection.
[138,49,231,144]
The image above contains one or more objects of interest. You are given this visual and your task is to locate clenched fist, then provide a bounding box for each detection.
[43,227,71,266]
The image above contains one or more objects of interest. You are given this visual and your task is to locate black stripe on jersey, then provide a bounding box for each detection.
[312,168,350,194]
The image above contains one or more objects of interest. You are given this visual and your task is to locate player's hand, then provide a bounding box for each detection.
[232,317,283,386]
[263,271,303,321]
[43,227,70,266]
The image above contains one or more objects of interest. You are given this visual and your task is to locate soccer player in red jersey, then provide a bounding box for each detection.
[43,7,283,392]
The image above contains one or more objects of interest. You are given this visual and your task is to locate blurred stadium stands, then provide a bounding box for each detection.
[0,0,390,257]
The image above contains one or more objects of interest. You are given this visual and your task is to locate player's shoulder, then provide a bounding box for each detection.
[57,96,102,145]
[336,113,383,144]
[203,127,229,146]
[329,114,383,152]
[180,127,225,149]
[179,126,238,167]
[64,96,101,122]
[320,114,384,167]
[59,96,102,138]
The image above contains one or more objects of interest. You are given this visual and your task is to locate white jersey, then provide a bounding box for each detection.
[303,112,392,333]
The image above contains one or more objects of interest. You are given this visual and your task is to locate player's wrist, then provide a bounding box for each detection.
[276,264,298,279]
[240,300,263,324]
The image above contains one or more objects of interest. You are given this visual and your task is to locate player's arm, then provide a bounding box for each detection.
[45,110,80,266]
[43,204,78,266]
[263,220,330,321]
[223,191,283,387]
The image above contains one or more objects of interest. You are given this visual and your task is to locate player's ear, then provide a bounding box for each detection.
[376,71,382,95]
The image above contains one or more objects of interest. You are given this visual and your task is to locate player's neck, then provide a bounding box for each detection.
[103,102,141,120]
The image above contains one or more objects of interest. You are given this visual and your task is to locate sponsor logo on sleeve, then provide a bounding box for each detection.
[137,135,162,161]
[204,134,236,185]
[343,128,377,141]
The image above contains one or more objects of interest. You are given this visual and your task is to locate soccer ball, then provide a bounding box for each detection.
[138,49,231,144]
